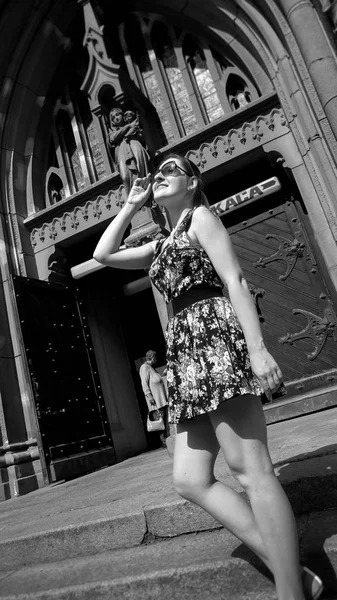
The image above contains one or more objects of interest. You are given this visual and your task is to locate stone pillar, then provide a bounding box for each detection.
[279,0,337,141]
[0,246,45,500]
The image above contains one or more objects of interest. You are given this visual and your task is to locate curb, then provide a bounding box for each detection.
[0,454,337,570]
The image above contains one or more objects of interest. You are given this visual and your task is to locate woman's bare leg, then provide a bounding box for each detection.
[208,395,304,600]
[173,412,271,566]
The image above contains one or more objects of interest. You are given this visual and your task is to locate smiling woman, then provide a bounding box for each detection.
[152,154,209,209]
[93,154,323,600]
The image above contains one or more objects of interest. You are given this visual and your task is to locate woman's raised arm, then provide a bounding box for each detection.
[93,174,155,270]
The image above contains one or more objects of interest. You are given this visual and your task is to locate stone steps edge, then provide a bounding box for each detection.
[1,551,337,600]
[1,471,337,571]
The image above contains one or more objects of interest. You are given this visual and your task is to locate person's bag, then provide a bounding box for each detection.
[146,409,165,432]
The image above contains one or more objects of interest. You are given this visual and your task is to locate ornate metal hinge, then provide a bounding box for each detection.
[248,284,265,323]
[253,227,316,281]
[279,303,337,360]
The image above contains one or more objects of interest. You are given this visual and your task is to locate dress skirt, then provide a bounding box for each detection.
[165,296,262,424]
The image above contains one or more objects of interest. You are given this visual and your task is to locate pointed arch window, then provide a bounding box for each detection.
[184,36,224,123]
[227,74,252,111]
[119,15,260,144]
[152,23,199,136]
[45,87,108,206]
[123,16,175,145]
[43,12,262,209]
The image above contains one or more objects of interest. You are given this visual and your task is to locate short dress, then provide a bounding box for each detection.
[148,208,262,424]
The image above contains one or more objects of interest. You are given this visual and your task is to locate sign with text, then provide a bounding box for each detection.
[210,177,281,218]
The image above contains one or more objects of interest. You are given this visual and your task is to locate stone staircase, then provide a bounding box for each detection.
[1,408,337,599]
[0,486,337,598]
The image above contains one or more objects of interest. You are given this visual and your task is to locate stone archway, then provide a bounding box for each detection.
[1,0,337,497]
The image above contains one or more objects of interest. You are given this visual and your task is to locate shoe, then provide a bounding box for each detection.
[302,566,324,600]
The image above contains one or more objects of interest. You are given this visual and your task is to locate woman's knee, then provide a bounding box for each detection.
[227,453,274,492]
[173,469,214,502]
[232,466,275,494]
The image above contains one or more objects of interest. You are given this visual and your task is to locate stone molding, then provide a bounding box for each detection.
[186,107,288,169]
[29,180,125,252]
[27,102,288,252]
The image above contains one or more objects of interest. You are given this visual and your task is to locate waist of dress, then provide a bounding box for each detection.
[169,285,223,318]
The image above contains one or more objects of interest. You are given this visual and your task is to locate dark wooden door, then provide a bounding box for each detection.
[223,194,337,401]
[13,276,116,482]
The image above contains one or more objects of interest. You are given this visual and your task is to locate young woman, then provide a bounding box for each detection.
[93,153,323,600]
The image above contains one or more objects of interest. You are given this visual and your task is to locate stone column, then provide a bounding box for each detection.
[279,0,337,140]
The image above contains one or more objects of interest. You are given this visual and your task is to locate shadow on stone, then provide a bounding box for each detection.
[231,543,274,583]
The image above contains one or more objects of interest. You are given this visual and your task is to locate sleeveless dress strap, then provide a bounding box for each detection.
[174,208,195,236]
[153,237,166,259]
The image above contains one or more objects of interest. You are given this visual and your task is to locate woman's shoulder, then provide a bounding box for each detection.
[192,205,223,228]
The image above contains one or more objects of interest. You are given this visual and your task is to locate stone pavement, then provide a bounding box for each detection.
[0,407,337,562]
[0,407,337,598]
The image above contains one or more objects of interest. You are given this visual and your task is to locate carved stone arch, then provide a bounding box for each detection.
[45,168,67,207]
[226,72,253,110]
[0,0,78,277]
[97,84,116,113]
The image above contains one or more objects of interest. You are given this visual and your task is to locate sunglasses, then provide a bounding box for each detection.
[153,160,192,180]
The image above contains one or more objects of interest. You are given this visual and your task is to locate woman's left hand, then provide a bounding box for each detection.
[127,174,152,209]
[249,346,283,402]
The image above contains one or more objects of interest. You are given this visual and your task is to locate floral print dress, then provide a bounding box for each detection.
[149,208,262,424]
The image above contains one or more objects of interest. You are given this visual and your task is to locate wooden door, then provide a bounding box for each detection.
[223,194,337,402]
[13,276,116,482]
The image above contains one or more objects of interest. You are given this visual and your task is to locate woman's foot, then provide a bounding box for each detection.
[302,566,323,600]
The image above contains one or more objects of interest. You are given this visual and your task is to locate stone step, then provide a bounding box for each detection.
[1,452,337,570]
[0,509,336,599]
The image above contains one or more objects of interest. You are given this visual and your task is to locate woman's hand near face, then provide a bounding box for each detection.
[93,173,155,270]
[127,175,152,210]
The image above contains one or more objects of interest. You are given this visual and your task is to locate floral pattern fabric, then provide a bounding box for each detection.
[149,208,262,424]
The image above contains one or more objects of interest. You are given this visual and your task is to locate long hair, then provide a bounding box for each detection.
[157,153,209,208]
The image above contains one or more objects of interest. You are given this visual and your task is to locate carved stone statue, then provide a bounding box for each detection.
[107,107,151,195]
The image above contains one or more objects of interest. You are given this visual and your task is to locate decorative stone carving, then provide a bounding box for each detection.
[29,104,288,251]
[186,108,288,169]
[80,0,123,108]
[30,184,125,250]
[279,303,337,360]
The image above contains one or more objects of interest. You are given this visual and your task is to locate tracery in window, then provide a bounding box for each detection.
[120,15,259,142]
[56,111,86,193]
[152,23,199,136]
[184,36,224,123]
[46,86,108,205]
[47,173,65,205]
[226,74,252,111]
[76,90,106,181]
[124,17,174,145]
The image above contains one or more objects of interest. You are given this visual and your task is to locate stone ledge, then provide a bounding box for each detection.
[0,454,336,570]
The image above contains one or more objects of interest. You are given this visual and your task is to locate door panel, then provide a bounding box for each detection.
[223,195,337,400]
[13,276,116,481]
